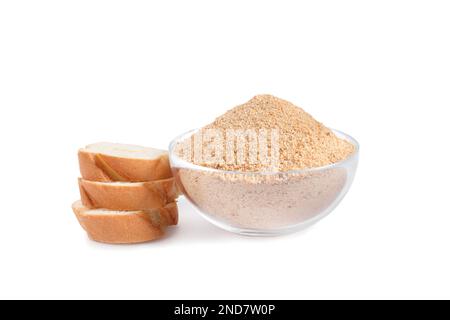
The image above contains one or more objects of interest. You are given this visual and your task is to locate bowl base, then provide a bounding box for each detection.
[196,207,334,237]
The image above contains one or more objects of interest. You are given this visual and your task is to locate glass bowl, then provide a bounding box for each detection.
[168,129,359,236]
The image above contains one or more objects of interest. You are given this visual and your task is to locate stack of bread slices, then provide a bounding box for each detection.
[71,142,179,244]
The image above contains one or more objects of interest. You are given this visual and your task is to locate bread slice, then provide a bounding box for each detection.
[78,177,179,211]
[78,142,172,182]
[72,201,178,244]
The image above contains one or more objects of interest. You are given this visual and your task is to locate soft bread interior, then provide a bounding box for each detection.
[82,178,174,187]
[73,200,136,215]
[83,142,167,160]
[73,200,177,216]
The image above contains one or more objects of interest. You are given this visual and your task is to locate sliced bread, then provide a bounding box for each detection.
[72,201,178,244]
[78,142,172,182]
[78,177,179,211]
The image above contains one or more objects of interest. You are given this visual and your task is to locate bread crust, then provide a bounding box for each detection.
[78,178,178,211]
[71,201,178,244]
[78,150,172,182]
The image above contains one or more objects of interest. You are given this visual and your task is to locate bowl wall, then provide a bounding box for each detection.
[169,130,359,236]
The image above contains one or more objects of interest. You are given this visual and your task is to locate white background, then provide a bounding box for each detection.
[0,0,449,300]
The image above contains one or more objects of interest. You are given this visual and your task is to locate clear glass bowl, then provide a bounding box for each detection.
[168,129,359,236]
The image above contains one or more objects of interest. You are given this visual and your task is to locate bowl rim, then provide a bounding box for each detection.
[168,128,359,175]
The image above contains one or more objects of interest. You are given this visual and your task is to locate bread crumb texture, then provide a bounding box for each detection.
[176,168,347,229]
[173,95,356,229]
[189,94,355,171]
